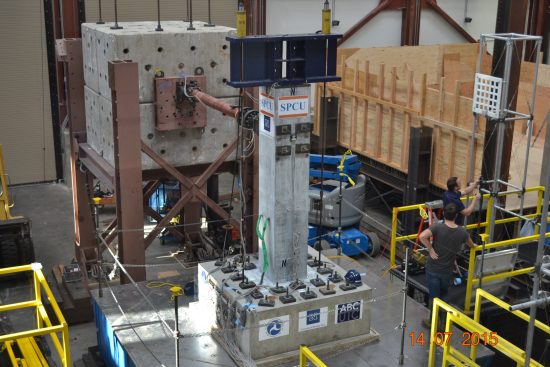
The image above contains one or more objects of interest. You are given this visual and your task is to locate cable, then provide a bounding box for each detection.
[98,234,175,334]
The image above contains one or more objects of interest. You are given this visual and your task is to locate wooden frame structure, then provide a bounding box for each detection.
[315,44,550,192]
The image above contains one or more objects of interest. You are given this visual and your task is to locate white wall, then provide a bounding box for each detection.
[266,0,498,47]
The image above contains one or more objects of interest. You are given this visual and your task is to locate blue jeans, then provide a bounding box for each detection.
[426,270,453,308]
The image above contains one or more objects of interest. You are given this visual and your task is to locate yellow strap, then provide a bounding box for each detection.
[337,149,353,172]
[339,172,356,186]
[419,207,428,220]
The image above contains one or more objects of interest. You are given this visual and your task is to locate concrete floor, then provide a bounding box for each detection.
[1,182,443,366]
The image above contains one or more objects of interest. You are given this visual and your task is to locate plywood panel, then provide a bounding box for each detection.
[0,0,56,183]
[314,45,544,191]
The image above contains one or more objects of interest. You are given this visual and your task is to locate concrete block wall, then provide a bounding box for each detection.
[82,21,238,169]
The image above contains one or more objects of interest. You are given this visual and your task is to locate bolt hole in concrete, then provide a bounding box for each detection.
[210,61,217,68]
[147,133,154,140]
[192,146,197,152]
[160,149,166,155]
[178,63,185,69]
[222,44,228,50]
[123,48,129,54]
[157,47,163,52]
[191,45,196,51]
[211,128,217,134]
[145,64,152,71]
[222,78,227,83]
[223,143,228,148]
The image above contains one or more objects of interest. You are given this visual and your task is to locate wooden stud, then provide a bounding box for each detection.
[420,73,427,116]
[362,60,370,153]
[339,55,347,144]
[448,81,461,178]
[388,66,397,163]
[402,69,414,169]
[350,59,359,148]
[375,63,385,158]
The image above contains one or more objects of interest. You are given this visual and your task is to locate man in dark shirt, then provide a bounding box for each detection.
[442,176,480,225]
[418,203,475,328]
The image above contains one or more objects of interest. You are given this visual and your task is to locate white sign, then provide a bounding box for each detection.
[277,95,309,118]
[259,93,275,137]
[259,93,275,117]
[299,307,328,332]
[335,300,363,324]
[259,315,290,341]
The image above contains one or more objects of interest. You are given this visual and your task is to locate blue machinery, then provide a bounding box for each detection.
[308,154,380,257]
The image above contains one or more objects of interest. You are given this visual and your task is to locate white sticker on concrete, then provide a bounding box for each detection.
[260,113,275,138]
[259,315,290,341]
[260,93,275,117]
[335,300,363,324]
[277,95,309,118]
[299,307,328,332]
[260,93,276,138]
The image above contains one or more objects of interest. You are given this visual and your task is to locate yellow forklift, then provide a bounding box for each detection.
[0,145,35,271]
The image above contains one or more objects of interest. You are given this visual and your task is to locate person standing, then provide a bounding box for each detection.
[418,203,475,328]
[443,177,481,225]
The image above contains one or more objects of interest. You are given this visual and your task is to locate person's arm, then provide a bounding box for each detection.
[460,192,481,217]
[460,180,479,196]
[465,235,475,248]
[419,228,438,260]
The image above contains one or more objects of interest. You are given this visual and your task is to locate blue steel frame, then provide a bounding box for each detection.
[226,34,342,88]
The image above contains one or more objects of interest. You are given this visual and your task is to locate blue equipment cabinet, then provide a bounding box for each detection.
[308,225,380,257]
[307,154,380,257]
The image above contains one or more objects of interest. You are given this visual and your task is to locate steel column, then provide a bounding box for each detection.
[402,0,421,46]
[56,39,97,262]
[109,61,146,283]
[243,0,266,35]
[403,126,432,233]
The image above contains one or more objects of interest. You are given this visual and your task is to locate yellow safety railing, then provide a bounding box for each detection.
[389,186,548,314]
[0,263,70,367]
[299,345,328,367]
[428,289,549,367]
[0,144,19,221]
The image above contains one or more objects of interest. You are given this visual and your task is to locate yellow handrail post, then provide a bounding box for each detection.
[62,325,71,367]
[391,207,398,267]
[299,345,328,367]
[442,316,452,366]
[470,288,483,361]
[464,247,477,315]
[33,271,42,329]
[484,195,492,235]
[299,345,306,367]
[536,188,544,230]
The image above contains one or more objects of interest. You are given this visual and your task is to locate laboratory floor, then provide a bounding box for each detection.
[1,182,444,366]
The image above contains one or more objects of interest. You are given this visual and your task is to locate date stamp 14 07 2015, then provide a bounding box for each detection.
[409,331,499,347]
